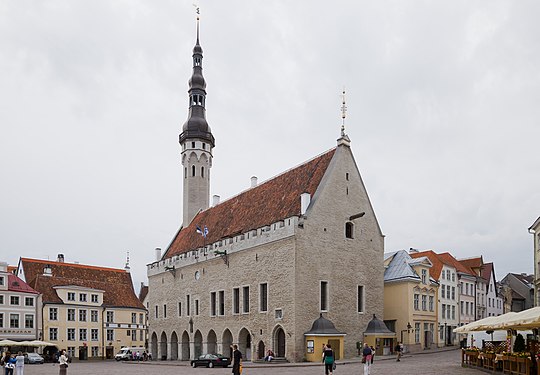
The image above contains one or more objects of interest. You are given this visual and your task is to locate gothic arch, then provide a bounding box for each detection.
[272,325,286,358]
[207,330,217,354]
[150,332,158,360]
[181,331,190,361]
[160,331,168,360]
[170,331,178,360]
[194,330,203,358]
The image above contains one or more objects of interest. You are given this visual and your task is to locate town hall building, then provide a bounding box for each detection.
[147,21,385,362]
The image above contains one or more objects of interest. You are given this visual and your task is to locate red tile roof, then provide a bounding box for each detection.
[164,148,336,259]
[7,273,39,294]
[410,250,444,279]
[20,258,144,309]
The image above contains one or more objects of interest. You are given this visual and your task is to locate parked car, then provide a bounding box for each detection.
[190,354,230,368]
[24,353,44,364]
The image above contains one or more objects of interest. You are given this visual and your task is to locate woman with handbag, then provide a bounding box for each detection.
[58,350,69,375]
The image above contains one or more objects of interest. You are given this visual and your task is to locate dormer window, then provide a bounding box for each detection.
[345,222,354,239]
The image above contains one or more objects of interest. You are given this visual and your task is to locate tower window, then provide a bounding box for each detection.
[201,167,204,178]
[192,165,196,177]
[345,222,354,239]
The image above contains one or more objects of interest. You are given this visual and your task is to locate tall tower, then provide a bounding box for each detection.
[179,19,215,227]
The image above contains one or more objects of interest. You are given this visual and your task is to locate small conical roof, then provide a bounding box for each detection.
[304,313,345,335]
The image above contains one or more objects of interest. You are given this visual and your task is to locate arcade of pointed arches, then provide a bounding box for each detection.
[150,325,287,361]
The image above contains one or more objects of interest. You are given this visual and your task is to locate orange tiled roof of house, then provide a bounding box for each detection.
[410,250,444,279]
[438,252,476,276]
[164,148,336,259]
[20,258,145,309]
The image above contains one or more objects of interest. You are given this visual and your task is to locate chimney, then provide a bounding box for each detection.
[251,176,258,188]
[300,193,311,215]
[43,265,52,276]
[57,254,64,263]
[212,195,220,206]
[155,247,162,262]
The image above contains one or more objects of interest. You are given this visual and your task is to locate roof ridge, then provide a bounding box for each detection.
[21,258,126,273]
[199,147,337,212]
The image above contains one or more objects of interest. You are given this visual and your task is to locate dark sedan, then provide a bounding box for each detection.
[190,353,230,368]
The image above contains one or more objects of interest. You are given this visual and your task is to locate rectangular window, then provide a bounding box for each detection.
[219,291,225,316]
[50,308,58,321]
[25,297,34,306]
[131,313,137,324]
[10,296,20,305]
[186,295,190,316]
[233,288,240,314]
[195,299,199,316]
[91,310,98,322]
[210,292,217,316]
[357,285,365,313]
[79,328,87,341]
[91,294,99,303]
[320,281,328,311]
[429,296,434,311]
[106,311,114,323]
[91,329,99,341]
[413,294,419,310]
[242,286,250,313]
[106,329,114,341]
[260,283,268,312]
[79,309,87,322]
[68,292,75,301]
[422,295,427,311]
[178,302,182,317]
[25,314,34,328]
[415,323,420,343]
[91,347,99,357]
[67,309,75,321]
[80,293,87,302]
[67,328,75,341]
[49,328,58,341]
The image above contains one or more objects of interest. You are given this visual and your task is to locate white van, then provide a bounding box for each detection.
[115,347,145,361]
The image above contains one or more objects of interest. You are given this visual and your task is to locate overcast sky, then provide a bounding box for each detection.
[1,1,539,292]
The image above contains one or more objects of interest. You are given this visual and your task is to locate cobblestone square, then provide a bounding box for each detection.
[20,349,481,375]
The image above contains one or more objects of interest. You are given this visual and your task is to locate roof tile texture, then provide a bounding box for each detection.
[165,148,336,258]
[21,258,144,309]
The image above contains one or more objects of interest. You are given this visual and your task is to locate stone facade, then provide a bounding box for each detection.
[147,141,385,362]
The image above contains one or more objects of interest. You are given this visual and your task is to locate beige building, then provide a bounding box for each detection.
[18,255,146,360]
[530,216,540,306]
[147,23,385,363]
[383,250,439,352]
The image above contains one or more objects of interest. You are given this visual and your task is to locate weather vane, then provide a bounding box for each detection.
[340,88,347,136]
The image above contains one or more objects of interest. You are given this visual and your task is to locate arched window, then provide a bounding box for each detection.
[192,165,196,177]
[201,167,204,178]
[345,222,354,239]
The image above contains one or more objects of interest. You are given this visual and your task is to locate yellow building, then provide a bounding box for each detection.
[18,255,147,360]
[383,250,439,352]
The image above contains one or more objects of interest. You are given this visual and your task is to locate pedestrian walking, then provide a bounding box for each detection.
[58,350,69,375]
[14,352,24,375]
[231,344,242,375]
[395,341,402,361]
[322,343,335,375]
[362,343,372,375]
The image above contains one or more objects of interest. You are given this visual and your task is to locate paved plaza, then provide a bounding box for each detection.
[20,349,483,375]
